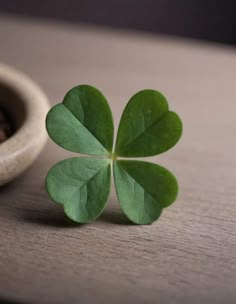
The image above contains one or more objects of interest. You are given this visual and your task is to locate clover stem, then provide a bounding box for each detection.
[109,153,117,183]
[109,152,117,161]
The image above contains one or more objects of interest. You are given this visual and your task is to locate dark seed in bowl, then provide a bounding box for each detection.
[0,107,13,143]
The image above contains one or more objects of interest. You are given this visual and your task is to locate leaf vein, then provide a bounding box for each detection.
[63,103,108,153]
[117,111,169,152]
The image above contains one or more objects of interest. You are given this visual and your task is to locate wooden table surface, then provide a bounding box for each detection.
[0,14,236,304]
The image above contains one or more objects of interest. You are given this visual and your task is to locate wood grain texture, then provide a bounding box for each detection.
[0,14,236,304]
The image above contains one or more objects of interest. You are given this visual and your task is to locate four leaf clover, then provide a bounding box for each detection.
[45,85,182,224]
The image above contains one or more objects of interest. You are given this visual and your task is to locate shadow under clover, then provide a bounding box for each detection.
[23,204,134,227]
[20,189,132,227]
[99,208,133,225]
[22,206,81,228]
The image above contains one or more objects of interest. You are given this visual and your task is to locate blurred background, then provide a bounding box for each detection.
[0,0,235,45]
[1,2,236,304]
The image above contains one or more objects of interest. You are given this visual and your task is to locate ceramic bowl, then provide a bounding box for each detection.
[0,64,49,186]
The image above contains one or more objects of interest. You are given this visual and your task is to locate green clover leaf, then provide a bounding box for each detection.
[46,157,111,223]
[46,85,182,225]
[46,85,113,156]
[115,89,182,157]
